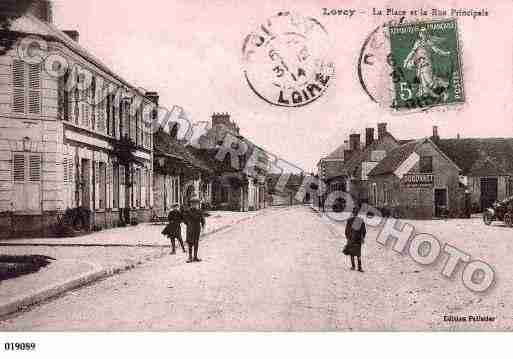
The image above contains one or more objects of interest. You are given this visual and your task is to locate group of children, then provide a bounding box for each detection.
[161,198,207,263]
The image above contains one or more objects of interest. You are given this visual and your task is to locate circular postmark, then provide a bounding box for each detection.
[242,12,335,107]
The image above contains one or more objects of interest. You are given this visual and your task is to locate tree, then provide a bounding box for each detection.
[0,0,35,55]
[0,0,35,30]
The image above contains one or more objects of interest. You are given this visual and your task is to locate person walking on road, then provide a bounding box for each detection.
[343,206,366,272]
[162,204,186,255]
[183,198,206,263]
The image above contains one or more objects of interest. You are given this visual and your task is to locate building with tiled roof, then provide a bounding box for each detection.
[368,127,513,218]
[315,123,406,210]
[0,3,159,236]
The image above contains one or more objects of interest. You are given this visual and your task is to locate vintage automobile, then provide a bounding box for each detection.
[483,196,513,227]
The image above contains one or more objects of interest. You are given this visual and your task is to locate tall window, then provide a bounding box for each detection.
[113,163,119,208]
[146,170,151,206]
[12,152,41,212]
[106,92,112,136]
[90,76,96,129]
[58,69,70,120]
[370,183,377,206]
[81,87,90,128]
[12,60,42,115]
[420,156,433,173]
[98,162,106,209]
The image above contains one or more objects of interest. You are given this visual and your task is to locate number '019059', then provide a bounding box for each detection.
[4,342,36,351]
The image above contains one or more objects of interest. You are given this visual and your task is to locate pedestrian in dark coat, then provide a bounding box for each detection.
[343,207,366,272]
[161,204,186,254]
[182,198,205,263]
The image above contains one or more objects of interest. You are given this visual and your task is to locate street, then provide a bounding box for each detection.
[1,206,511,331]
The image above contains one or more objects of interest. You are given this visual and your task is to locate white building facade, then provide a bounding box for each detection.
[0,14,155,236]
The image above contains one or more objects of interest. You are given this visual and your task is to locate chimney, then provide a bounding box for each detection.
[365,128,375,147]
[29,0,53,23]
[377,123,387,140]
[432,126,440,141]
[63,30,80,42]
[349,133,361,152]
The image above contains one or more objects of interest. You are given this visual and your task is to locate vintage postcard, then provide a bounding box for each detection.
[0,0,513,346]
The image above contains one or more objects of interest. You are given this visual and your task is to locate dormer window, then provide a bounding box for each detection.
[420,156,433,173]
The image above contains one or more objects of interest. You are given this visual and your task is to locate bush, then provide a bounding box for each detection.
[130,218,139,226]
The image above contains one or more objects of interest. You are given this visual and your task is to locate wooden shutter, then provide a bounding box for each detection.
[119,164,125,208]
[28,64,41,114]
[69,157,74,183]
[63,157,68,183]
[113,163,119,208]
[13,154,25,182]
[91,77,96,129]
[12,60,25,113]
[12,153,41,212]
[29,154,41,182]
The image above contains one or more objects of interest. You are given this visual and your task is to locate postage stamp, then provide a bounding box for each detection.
[242,11,335,107]
[388,19,465,111]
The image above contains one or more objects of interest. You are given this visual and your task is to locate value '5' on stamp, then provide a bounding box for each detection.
[388,19,465,111]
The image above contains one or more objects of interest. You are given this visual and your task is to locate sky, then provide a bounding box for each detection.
[52,0,513,173]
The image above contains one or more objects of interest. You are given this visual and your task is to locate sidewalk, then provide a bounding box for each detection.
[0,209,267,317]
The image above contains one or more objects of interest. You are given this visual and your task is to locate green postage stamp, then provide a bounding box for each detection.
[388,19,464,111]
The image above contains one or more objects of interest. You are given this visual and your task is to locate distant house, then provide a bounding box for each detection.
[339,123,406,205]
[368,137,463,219]
[368,127,513,218]
[435,137,513,210]
[267,173,304,206]
[153,129,213,218]
[316,123,406,209]
[194,113,268,211]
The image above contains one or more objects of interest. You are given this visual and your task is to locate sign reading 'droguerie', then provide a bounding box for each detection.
[401,173,434,187]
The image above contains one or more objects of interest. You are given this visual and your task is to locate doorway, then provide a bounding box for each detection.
[81,159,90,209]
[434,188,447,217]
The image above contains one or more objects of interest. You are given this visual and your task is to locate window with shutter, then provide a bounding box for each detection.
[28,64,41,114]
[69,157,74,183]
[59,70,70,120]
[12,152,42,213]
[113,163,119,208]
[120,165,125,185]
[106,93,111,135]
[63,157,68,183]
[29,155,41,182]
[12,60,25,113]
[13,154,25,182]
[74,88,80,124]
[99,162,106,209]
[12,61,42,115]
[91,77,96,129]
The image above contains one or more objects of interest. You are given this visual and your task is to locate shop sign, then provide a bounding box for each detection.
[401,173,434,188]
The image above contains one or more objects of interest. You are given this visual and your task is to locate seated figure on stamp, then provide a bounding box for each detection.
[403,27,451,100]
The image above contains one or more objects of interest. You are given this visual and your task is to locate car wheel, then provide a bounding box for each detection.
[505,213,513,228]
[483,212,493,226]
